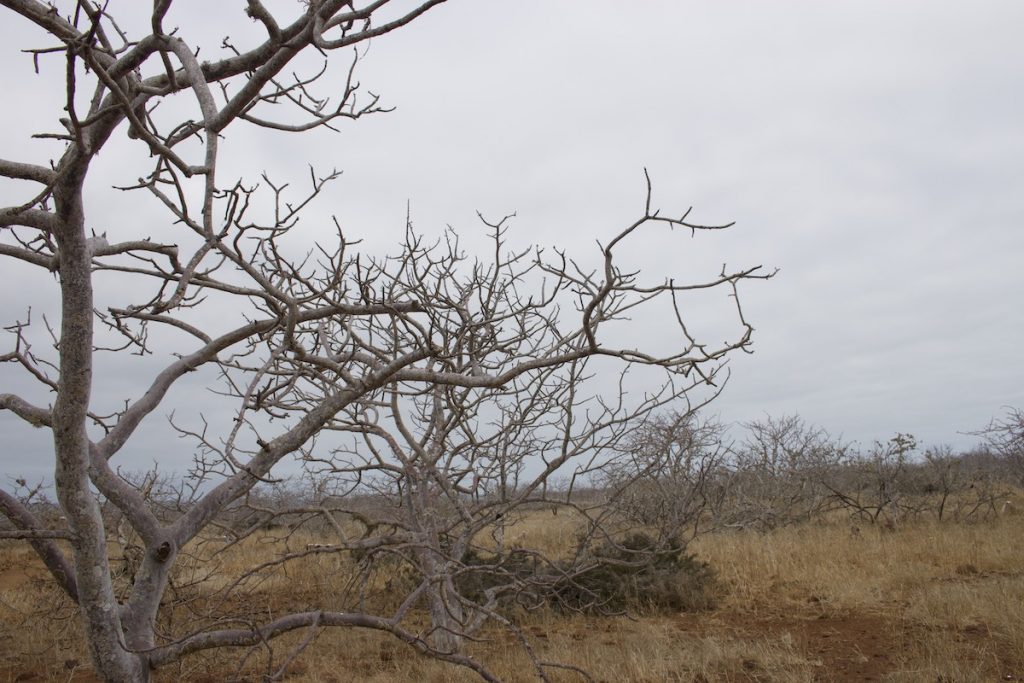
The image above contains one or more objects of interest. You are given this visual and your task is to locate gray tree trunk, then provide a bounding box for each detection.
[53,196,148,681]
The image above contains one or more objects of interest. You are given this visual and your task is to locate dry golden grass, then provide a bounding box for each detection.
[695,517,1023,613]
[689,516,1024,681]
[1,512,1022,682]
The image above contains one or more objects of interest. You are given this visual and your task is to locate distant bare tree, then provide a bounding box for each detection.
[920,445,965,522]
[974,407,1024,486]
[727,414,842,530]
[914,445,1005,522]
[0,2,770,680]
[823,433,918,526]
[602,410,731,540]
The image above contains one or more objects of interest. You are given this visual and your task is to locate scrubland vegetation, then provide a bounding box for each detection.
[3,411,1022,682]
[2,509,1023,681]
[2,2,1022,681]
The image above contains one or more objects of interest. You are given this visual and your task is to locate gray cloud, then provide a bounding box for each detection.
[2,1,1022,487]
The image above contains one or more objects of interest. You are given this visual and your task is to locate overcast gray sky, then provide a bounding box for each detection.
[2,1,1023,483]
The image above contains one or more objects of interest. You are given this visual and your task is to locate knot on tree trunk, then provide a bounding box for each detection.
[153,541,172,563]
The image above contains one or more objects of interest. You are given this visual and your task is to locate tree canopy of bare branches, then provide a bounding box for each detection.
[975,407,1024,485]
[0,2,772,680]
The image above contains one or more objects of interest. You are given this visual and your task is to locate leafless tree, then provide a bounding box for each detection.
[727,414,843,530]
[920,445,964,522]
[601,410,732,540]
[822,433,918,526]
[0,2,771,680]
[286,354,710,658]
[914,445,1005,522]
[974,407,1024,486]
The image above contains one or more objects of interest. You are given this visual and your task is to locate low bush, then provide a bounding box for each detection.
[554,533,718,614]
[453,532,717,615]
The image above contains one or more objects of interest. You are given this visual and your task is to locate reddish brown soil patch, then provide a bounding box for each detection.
[767,614,898,681]
[673,611,904,682]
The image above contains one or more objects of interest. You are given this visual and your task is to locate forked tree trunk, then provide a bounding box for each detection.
[53,191,148,682]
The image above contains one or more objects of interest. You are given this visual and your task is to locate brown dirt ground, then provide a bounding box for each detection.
[1,611,1020,682]
[670,608,1021,683]
[2,556,1021,682]
[679,614,905,683]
